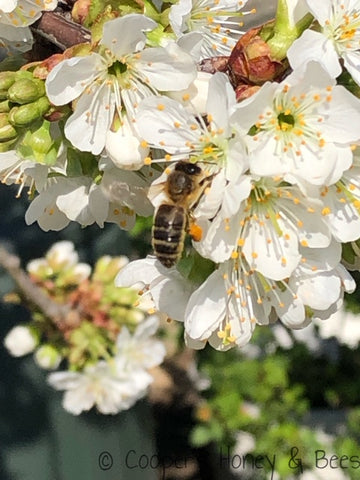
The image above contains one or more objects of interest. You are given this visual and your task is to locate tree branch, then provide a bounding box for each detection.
[30,11,91,52]
[0,245,79,330]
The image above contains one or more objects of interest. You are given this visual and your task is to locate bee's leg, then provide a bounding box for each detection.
[188,214,203,242]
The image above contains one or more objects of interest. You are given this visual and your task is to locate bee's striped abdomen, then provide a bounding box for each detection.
[152,204,186,268]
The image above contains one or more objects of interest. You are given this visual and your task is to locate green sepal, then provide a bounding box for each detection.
[266,0,314,61]
[88,5,118,42]
[143,0,161,22]
[146,24,175,46]
[66,147,100,178]
[177,249,216,286]
[342,242,356,266]
[336,70,360,98]
[17,120,61,165]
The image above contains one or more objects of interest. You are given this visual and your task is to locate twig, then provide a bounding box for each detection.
[30,11,91,51]
[0,244,78,330]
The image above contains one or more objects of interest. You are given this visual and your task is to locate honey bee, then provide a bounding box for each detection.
[152,161,214,268]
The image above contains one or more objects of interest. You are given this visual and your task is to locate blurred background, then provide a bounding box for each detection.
[2,1,360,480]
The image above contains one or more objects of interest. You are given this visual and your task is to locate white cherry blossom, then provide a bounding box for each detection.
[137,72,249,222]
[197,176,332,279]
[115,315,166,372]
[48,361,151,415]
[231,62,360,185]
[287,0,360,87]
[45,14,196,158]
[169,0,252,60]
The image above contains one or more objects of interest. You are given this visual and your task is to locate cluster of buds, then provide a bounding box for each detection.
[4,242,153,370]
[0,70,51,152]
[4,241,166,415]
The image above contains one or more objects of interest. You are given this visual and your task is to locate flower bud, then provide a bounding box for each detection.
[29,122,54,153]
[0,137,17,152]
[0,100,10,113]
[8,96,51,126]
[34,344,62,370]
[0,113,17,142]
[72,0,91,25]
[4,325,39,357]
[93,255,129,283]
[0,71,16,94]
[126,309,145,326]
[7,78,46,105]
[227,26,288,98]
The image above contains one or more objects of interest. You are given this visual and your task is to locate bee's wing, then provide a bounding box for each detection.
[148,178,172,210]
[101,175,153,217]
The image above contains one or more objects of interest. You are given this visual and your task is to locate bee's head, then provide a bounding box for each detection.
[175,161,202,176]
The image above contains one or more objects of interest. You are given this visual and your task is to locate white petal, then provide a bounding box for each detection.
[306,0,332,25]
[0,0,17,12]
[185,269,227,340]
[321,87,360,144]
[287,30,341,78]
[136,95,197,153]
[25,190,70,231]
[166,70,212,115]
[206,72,235,137]
[46,54,107,105]
[62,387,95,415]
[298,241,341,274]
[64,81,114,155]
[88,183,109,227]
[196,213,239,263]
[115,257,160,288]
[138,42,196,91]
[336,263,356,293]
[295,271,341,310]
[48,371,83,390]
[150,274,192,321]
[343,51,360,87]
[134,314,159,339]
[105,119,149,170]
[242,218,301,280]
[101,15,156,57]
[275,293,306,329]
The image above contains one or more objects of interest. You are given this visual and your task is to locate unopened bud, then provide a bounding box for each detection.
[0,137,17,152]
[228,26,288,89]
[126,309,145,325]
[0,122,18,142]
[8,96,50,126]
[34,344,62,370]
[0,113,18,145]
[7,77,46,105]
[19,120,59,165]
[4,325,39,357]
[0,71,16,92]
[25,120,53,154]
[0,100,10,113]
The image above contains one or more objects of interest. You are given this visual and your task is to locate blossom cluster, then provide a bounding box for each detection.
[4,241,166,415]
[1,0,360,354]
